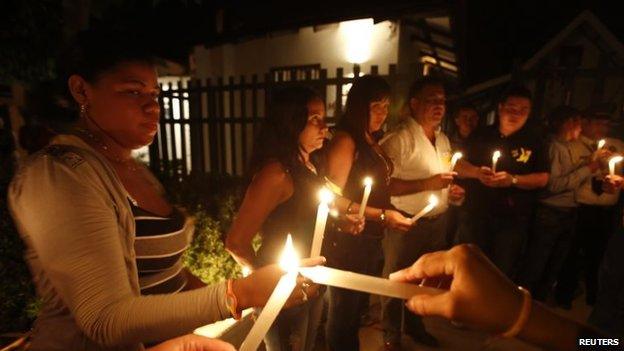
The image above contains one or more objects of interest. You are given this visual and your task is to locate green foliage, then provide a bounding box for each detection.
[157,170,256,284]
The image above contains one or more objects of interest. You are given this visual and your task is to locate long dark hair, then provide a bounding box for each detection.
[248,86,322,177]
[337,75,391,146]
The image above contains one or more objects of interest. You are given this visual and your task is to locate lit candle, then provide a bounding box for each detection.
[359,177,373,218]
[598,139,606,150]
[310,188,335,257]
[410,194,439,223]
[609,155,623,176]
[239,235,299,351]
[450,152,463,171]
[492,150,502,173]
[299,265,443,299]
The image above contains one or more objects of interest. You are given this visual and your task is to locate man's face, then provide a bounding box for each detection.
[410,84,446,128]
[454,107,479,138]
[498,96,531,135]
[581,118,610,139]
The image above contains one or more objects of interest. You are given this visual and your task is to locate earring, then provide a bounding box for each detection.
[80,104,87,118]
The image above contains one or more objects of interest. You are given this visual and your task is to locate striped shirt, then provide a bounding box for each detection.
[131,203,192,295]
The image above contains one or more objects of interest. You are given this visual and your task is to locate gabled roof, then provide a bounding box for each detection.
[463,10,624,97]
[523,10,624,70]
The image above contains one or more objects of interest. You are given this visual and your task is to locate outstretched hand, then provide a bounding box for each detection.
[389,245,523,334]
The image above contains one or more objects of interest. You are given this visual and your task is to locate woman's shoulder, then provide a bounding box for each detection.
[251,160,294,190]
[328,130,357,152]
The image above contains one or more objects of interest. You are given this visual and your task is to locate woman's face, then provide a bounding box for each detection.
[368,97,390,133]
[75,62,161,149]
[299,98,328,154]
[562,116,582,140]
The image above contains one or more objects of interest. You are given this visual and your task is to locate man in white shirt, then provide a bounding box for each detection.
[379,76,464,350]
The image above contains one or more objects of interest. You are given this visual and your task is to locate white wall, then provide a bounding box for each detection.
[191,20,399,79]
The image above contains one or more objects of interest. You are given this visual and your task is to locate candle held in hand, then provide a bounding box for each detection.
[239,235,299,351]
[410,194,439,223]
[310,188,335,257]
[358,177,373,218]
[609,155,623,176]
[492,150,501,173]
[450,152,463,171]
[299,265,443,299]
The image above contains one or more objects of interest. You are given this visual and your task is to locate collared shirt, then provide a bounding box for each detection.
[465,123,549,216]
[540,137,595,208]
[572,135,624,206]
[380,118,452,216]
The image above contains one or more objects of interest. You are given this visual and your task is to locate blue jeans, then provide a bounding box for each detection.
[381,214,448,343]
[519,204,576,300]
[262,293,324,351]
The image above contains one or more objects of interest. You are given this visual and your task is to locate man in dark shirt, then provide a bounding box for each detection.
[456,85,549,279]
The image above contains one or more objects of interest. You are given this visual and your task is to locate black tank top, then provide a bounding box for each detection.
[255,162,324,267]
[342,139,394,239]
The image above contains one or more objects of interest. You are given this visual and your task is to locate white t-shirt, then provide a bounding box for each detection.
[381,118,452,216]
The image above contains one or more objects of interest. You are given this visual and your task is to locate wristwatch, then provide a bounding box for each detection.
[511,175,519,185]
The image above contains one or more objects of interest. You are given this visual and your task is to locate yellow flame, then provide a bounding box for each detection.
[492,150,501,161]
[279,234,300,272]
[598,139,606,149]
[610,155,623,167]
[318,187,335,204]
[363,176,373,187]
[428,194,439,207]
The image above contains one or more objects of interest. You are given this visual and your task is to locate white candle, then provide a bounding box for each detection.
[240,235,299,351]
[450,152,463,171]
[410,194,439,223]
[609,155,623,176]
[310,188,335,257]
[358,177,373,218]
[299,265,443,299]
[492,150,501,173]
[598,139,606,150]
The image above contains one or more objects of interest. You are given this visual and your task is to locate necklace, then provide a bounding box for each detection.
[75,127,139,171]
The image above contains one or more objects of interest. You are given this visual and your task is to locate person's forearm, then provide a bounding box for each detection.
[389,178,429,196]
[335,196,384,222]
[225,245,256,270]
[519,301,604,351]
[514,173,549,190]
[456,159,480,179]
[548,166,592,193]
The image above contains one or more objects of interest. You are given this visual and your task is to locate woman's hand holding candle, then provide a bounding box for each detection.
[382,209,413,232]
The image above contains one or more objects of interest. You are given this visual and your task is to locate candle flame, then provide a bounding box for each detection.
[609,155,623,168]
[363,176,373,187]
[428,194,439,207]
[451,152,463,163]
[598,139,606,149]
[241,266,251,277]
[318,187,335,204]
[279,234,300,272]
[492,150,501,162]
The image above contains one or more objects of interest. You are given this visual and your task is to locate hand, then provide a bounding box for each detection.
[425,172,456,190]
[476,167,496,186]
[335,213,365,235]
[232,257,325,310]
[448,184,465,204]
[146,334,235,351]
[602,174,624,194]
[491,171,514,188]
[389,244,523,334]
[384,209,413,232]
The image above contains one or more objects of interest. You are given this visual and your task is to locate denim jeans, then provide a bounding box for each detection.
[324,233,384,351]
[262,293,324,351]
[519,203,577,301]
[381,213,448,343]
